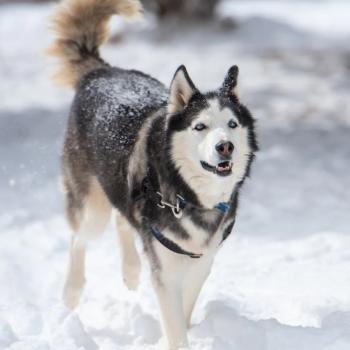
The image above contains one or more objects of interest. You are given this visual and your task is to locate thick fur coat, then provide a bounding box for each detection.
[48,1,258,349]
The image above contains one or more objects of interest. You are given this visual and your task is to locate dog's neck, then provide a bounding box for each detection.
[180,172,235,209]
[157,156,235,210]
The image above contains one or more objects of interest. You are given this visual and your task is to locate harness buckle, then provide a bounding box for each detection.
[156,192,166,208]
[156,192,184,219]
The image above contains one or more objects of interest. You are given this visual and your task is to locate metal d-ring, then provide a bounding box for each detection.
[172,206,183,219]
[172,194,185,218]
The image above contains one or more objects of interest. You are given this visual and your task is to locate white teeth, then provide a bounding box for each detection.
[216,162,233,172]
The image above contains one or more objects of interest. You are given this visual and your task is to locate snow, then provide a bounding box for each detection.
[218,0,350,39]
[0,1,349,349]
[1,218,349,349]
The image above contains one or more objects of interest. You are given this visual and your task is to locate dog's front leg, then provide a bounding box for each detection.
[152,276,187,349]
[183,256,213,327]
[151,251,188,350]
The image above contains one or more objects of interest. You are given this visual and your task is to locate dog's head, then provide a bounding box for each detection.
[166,65,257,202]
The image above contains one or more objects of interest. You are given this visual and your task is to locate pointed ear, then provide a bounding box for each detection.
[222,65,239,97]
[168,65,197,114]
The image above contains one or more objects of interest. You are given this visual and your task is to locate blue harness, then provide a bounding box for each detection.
[150,200,230,259]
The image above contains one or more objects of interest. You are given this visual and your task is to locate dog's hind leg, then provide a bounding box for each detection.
[115,212,141,290]
[63,235,86,310]
[63,176,112,310]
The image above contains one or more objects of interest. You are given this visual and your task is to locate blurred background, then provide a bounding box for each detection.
[0,1,349,349]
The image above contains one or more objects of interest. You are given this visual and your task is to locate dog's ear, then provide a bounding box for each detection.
[221,65,239,98]
[168,65,197,114]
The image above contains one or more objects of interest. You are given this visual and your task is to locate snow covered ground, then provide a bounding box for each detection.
[0,1,349,349]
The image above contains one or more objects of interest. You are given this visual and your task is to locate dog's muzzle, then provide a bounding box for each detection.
[200,160,233,176]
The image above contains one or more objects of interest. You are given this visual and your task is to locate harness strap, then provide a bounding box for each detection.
[142,175,230,216]
[214,202,230,214]
[142,175,233,259]
[150,226,203,259]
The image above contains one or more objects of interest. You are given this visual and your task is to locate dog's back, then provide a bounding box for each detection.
[66,67,167,211]
[74,67,167,153]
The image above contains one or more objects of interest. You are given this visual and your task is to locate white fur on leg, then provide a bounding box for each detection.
[63,177,112,309]
[182,256,213,326]
[152,242,191,349]
[116,212,141,290]
[152,277,188,350]
[63,236,86,310]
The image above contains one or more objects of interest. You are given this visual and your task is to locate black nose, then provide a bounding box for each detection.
[215,141,234,158]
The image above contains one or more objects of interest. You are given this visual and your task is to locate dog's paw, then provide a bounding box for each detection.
[122,257,140,291]
[63,281,85,310]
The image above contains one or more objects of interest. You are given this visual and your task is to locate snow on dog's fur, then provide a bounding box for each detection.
[48,0,258,349]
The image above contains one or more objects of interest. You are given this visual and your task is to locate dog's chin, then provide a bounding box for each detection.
[200,160,233,177]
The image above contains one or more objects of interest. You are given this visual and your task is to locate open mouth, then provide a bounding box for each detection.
[200,160,233,177]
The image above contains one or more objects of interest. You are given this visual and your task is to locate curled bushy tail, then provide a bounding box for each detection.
[47,0,141,87]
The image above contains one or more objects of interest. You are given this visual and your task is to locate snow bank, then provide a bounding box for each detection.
[0,215,349,349]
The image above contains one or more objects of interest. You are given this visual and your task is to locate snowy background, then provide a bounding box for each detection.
[0,1,350,349]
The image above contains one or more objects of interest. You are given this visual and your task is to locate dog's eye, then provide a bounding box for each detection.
[194,123,207,131]
[228,119,238,129]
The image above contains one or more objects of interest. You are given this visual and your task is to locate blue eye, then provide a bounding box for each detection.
[228,119,238,129]
[194,123,207,131]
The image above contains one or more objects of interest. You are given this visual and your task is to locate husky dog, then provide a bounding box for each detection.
[48,0,257,348]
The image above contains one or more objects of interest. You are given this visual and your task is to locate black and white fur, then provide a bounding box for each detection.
[48,0,258,349]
